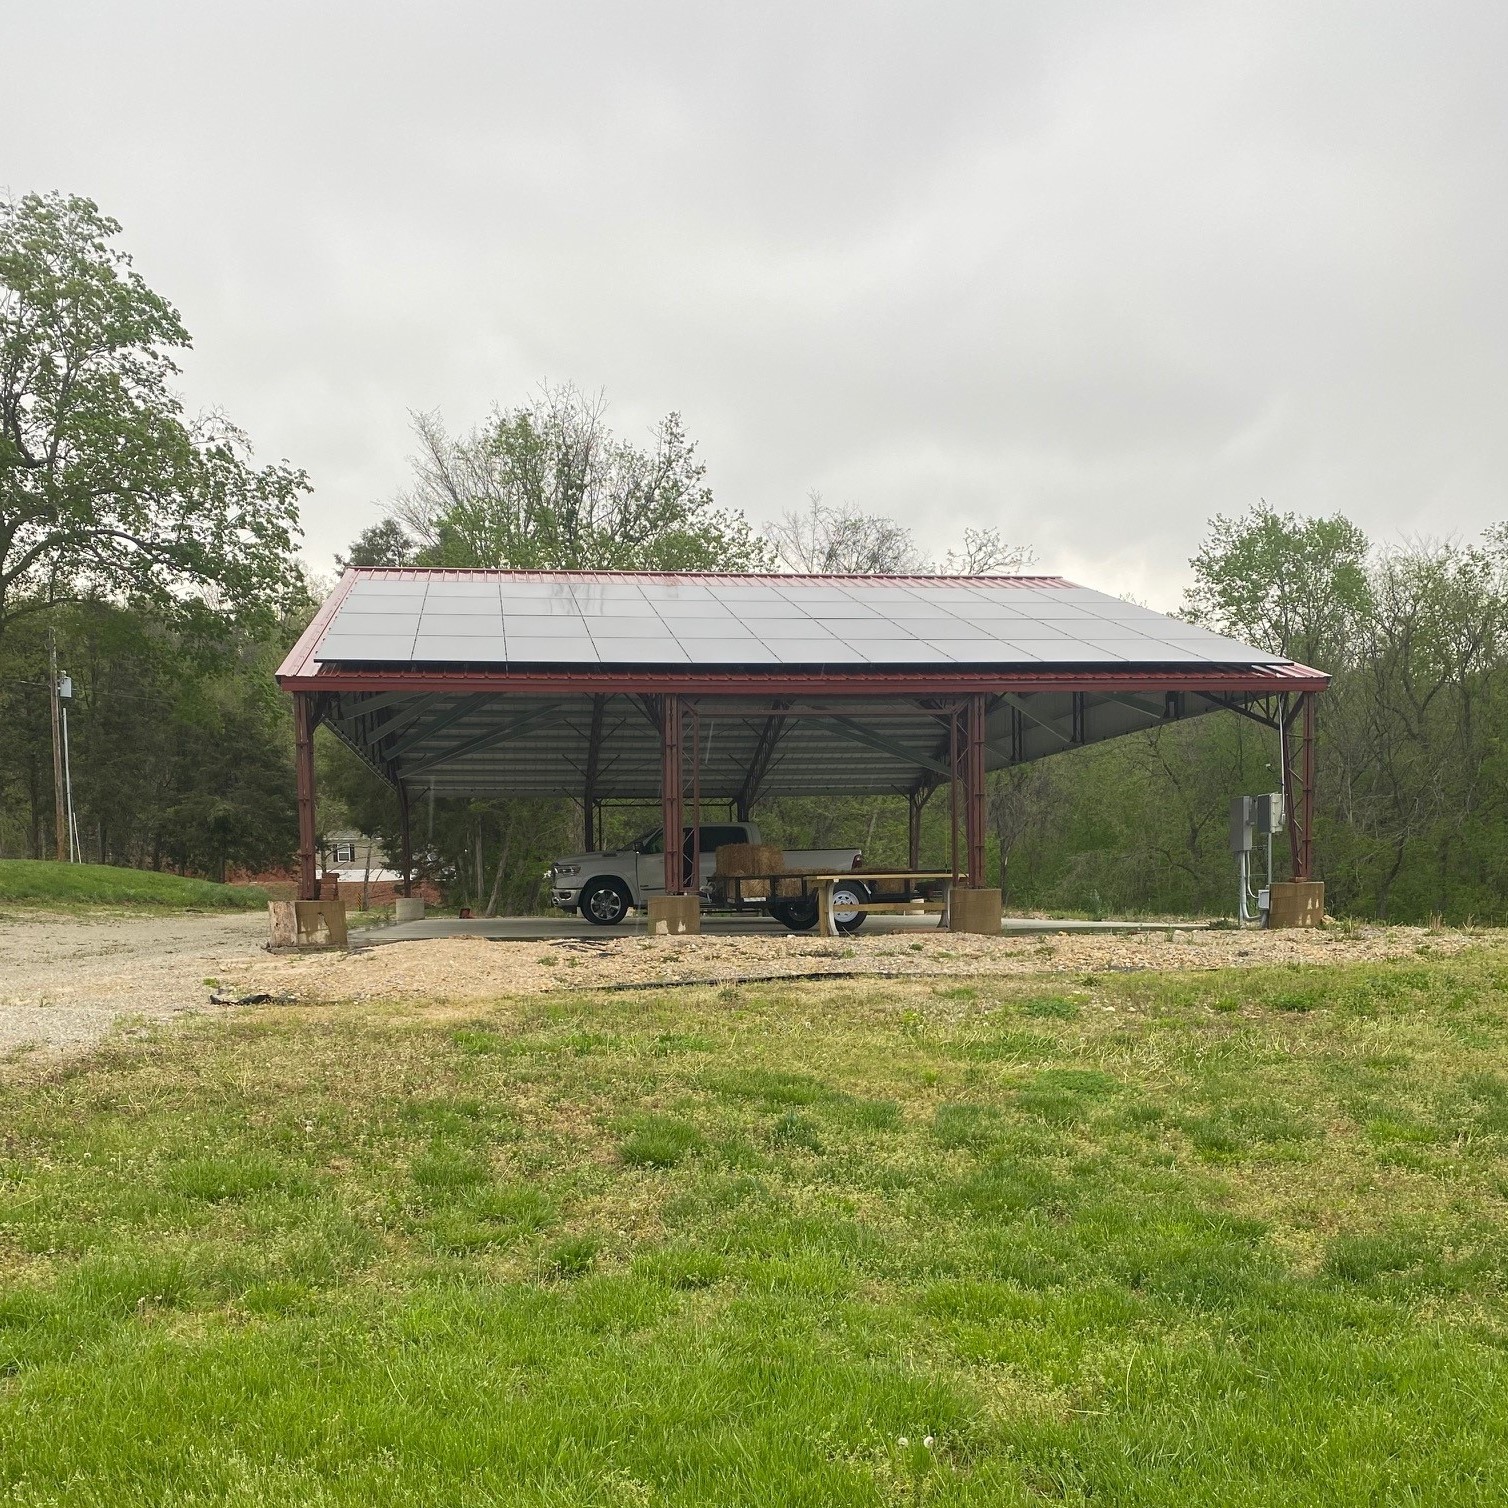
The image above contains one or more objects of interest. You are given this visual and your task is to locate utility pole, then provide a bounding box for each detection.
[61,675,79,864]
[48,629,66,863]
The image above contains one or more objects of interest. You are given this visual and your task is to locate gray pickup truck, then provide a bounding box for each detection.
[548,820,865,929]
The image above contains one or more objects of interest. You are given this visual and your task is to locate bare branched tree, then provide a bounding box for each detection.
[764,493,1031,575]
[940,527,1034,575]
[764,492,925,573]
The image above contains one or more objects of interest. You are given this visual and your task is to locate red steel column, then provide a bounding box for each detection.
[1281,691,1318,882]
[1298,691,1317,881]
[948,708,961,882]
[1281,694,1298,878]
[966,692,987,888]
[294,693,319,901]
[689,705,702,895]
[661,693,684,894]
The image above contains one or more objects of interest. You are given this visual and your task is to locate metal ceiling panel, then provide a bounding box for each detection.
[320,679,1291,802]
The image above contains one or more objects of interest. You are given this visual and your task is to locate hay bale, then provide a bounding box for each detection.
[868,876,909,898]
[714,843,784,878]
[715,843,783,903]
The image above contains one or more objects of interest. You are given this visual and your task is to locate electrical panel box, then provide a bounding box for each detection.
[1255,792,1285,835]
[1229,795,1254,854]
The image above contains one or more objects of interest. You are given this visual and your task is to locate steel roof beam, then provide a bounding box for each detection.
[816,717,953,778]
[345,688,440,719]
[997,693,1073,745]
[383,694,496,761]
[363,693,448,747]
[403,701,573,777]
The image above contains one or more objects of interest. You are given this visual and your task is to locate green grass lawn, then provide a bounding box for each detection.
[0,859,266,912]
[3,950,1508,1503]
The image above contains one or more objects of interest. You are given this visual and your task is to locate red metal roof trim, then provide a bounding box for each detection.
[328,566,1076,588]
[279,567,358,680]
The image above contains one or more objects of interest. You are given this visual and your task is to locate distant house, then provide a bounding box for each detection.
[320,829,399,884]
[231,829,438,905]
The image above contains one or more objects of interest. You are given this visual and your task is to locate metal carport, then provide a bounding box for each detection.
[276,569,1329,915]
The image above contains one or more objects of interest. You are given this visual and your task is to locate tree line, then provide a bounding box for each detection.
[4,190,1504,921]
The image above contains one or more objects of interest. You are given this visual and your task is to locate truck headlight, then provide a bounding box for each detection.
[554,865,580,878]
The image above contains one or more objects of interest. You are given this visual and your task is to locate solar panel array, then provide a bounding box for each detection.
[313,574,1282,668]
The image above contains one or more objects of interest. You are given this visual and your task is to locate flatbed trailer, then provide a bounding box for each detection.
[708,870,956,936]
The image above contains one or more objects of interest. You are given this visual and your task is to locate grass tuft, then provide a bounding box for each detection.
[620,1115,704,1168]
[546,1234,600,1278]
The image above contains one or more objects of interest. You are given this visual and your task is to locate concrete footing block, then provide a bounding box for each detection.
[269,899,349,949]
[267,900,297,948]
[394,896,425,924]
[646,895,701,935]
[949,887,1003,935]
[1267,881,1325,928]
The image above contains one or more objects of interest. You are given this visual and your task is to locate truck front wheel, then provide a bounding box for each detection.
[580,878,633,926]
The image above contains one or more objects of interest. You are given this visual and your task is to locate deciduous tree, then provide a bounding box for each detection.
[389,385,769,573]
[0,192,307,643]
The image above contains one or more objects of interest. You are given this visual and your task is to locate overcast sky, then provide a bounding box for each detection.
[6,1,1506,607]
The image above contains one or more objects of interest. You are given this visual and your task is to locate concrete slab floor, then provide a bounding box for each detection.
[356,913,1210,946]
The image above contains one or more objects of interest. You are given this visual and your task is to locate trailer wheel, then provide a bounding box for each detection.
[769,898,818,932]
[831,881,869,934]
[580,878,632,926]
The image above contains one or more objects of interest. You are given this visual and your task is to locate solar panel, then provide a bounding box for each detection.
[586,614,682,637]
[311,571,1288,668]
[413,635,507,661]
[681,638,784,664]
[501,615,591,639]
[505,637,604,662]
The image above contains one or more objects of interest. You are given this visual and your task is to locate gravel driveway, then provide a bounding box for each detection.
[1,909,1491,1063]
[0,910,270,1057]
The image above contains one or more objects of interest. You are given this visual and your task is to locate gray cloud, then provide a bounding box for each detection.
[6,0,1506,605]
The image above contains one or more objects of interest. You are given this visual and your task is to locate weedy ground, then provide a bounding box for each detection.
[2,949,1508,1504]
